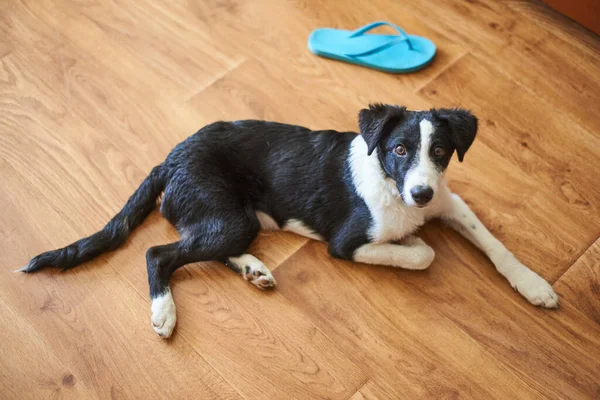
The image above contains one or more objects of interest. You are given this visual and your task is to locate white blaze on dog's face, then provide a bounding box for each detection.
[402,119,442,207]
[358,104,478,207]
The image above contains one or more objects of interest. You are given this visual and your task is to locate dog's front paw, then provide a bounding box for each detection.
[403,236,435,270]
[509,268,559,308]
[151,290,177,338]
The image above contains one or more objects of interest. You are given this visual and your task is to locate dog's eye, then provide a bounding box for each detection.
[395,144,406,156]
[433,147,445,157]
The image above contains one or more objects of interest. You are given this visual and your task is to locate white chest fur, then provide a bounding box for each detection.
[349,136,427,243]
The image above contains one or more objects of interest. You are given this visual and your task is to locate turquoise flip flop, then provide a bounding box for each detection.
[308,21,436,73]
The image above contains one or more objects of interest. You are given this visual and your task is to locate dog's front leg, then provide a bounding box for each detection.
[352,236,436,270]
[441,193,558,308]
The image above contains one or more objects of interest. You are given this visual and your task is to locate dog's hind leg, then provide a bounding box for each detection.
[226,254,277,290]
[146,211,260,338]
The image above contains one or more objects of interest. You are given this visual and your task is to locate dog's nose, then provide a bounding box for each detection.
[410,185,434,206]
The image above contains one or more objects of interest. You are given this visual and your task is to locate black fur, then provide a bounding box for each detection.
[433,108,478,162]
[358,103,406,155]
[371,108,423,194]
[20,105,476,299]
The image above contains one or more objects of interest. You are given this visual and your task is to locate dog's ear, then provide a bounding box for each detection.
[358,104,406,156]
[435,108,478,162]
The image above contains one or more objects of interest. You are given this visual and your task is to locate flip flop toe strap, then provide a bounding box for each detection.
[344,37,412,57]
[346,21,414,53]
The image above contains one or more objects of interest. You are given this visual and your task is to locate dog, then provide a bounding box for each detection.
[18,104,558,338]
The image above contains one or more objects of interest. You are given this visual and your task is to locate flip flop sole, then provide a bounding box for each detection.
[308,28,436,73]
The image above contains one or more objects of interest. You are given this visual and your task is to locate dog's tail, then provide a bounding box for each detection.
[17,165,166,273]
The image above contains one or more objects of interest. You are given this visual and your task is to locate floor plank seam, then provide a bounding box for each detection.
[551,236,600,286]
[413,49,470,94]
[270,238,313,272]
[344,377,371,400]
[553,294,600,330]
[184,57,249,104]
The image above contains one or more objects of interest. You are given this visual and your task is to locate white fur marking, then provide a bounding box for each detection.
[255,211,279,230]
[283,219,324,241]
[349,135,425,242]
[227,254,277,289]
[403,119,440,206]
[151,289,177,338]
[353,236,435,270]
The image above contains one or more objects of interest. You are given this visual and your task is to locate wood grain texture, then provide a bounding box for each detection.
[1,0,599,398]
[0,299,91,400]
[274,242,544,399]
[555,239,600,324]
[503,0,600,56]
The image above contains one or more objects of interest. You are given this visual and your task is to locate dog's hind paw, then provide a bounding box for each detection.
[151,290,177,338]
[244,263,277,290]
[228,254,277,290]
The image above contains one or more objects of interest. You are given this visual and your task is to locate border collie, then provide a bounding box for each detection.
[18,104,558,338]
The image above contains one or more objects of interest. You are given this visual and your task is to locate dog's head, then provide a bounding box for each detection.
[358,104,478,207]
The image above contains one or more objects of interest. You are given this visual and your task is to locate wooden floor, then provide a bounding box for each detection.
[1,0,599,398]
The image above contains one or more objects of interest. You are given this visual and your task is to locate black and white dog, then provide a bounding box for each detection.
[19,104,558,338]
